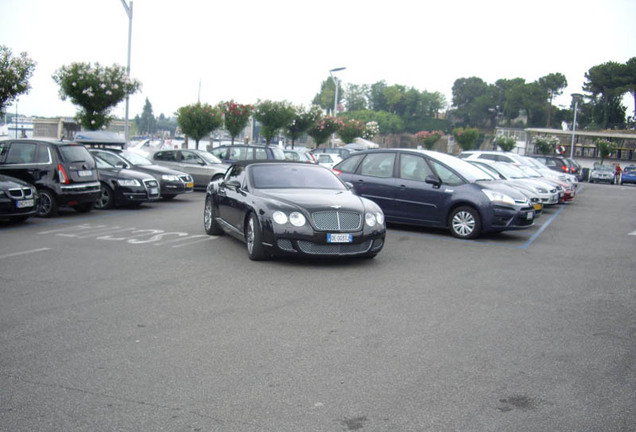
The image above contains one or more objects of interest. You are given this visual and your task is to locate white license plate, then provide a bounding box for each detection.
[78,170,93,177]
[526,211,534,221]
[16,199,34,208]
[327,233,353,243]
[149,187,159,195]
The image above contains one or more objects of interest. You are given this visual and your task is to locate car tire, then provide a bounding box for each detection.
[36,189,58,218]
[203,195,223,235]
[95,183,115,209]
[448,206,481,239]
[245,212,267,261]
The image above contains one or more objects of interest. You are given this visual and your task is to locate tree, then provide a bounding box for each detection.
[532,135,559,155]
[493,135,517,152]
[583,61,626,129]
[337,118,366,144]
[415,130,443,150]
[594,138,617,164]
[538,73,567,127]
[0,45,36,116]
[312,77,343,115]
[285,104,321,148]
[451,77,489,126]
[176,102,223,149]
[137,98,156,135]
[53,62,140,130]
[452,127,480,151]
[307,115,341,148]
[383,85,404,114]
[622,57,636,120]
[221,100,252,144]
[253,100,296,145]
[367,81,388,111]
[344,83,368,111]
[344,110,403,134]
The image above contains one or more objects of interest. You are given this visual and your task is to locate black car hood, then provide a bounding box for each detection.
[99,167,155,181]
[0,174,31,189]
[259,189,367,212]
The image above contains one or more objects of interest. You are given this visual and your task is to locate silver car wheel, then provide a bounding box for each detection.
[246,217,255,254]
[452,210,475,237]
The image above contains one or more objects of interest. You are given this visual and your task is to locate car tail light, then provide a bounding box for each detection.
[57,163,70,184]
[332,168,342,175]
[561,165,568,172]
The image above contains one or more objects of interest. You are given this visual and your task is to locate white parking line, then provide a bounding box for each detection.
[0,248,51,260]
[629,230,636,236]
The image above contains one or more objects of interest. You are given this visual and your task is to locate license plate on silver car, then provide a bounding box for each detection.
[78,170,93,177]
[526,211,534,221]
[327,233,353,243]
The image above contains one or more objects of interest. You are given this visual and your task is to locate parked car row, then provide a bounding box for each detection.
[0,138,231,222]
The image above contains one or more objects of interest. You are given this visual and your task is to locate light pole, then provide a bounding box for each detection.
[329,67,345,147]
[570,93,583,159]
[329,67,346,116]
[120,0,133,146]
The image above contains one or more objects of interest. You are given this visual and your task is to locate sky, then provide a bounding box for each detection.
[1,0,635,120]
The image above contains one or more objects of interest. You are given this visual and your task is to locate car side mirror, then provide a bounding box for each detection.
[224,179,241,189]
[116,161,127,168]
[425,175,442,188]
[345,181,354,190]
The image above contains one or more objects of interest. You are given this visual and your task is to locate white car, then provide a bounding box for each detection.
[459,150,578,187]
[316,153,342,169]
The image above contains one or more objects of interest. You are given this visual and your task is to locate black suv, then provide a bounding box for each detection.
[0,138,101,217]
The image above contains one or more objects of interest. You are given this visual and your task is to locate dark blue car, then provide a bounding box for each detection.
[333,149,535,239]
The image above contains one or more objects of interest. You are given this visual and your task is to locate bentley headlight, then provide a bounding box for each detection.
[375,212,384,225]
[482,189,515,206]
[118,179,141,187]
[273,211,288,225]
[365,212,377,227]
[162,174,179,181]
[289,212,306,227]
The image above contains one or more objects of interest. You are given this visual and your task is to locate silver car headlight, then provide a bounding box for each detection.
[482,189,515,206]
[118,179,141,187]
[161,174,179,181]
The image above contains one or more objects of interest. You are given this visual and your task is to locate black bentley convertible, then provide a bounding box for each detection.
[203,161,386,260]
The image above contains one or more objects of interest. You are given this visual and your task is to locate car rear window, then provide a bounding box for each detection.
[60,145,95,166]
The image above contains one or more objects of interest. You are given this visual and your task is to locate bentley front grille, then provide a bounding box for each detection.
[311,211,361,231]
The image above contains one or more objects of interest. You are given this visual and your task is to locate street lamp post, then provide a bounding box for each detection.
[120,0,133,146]
[328,67,345,147]
[329,67,346,116]
[570,93,583,159]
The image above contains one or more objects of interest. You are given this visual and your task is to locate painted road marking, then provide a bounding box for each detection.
[37,223,216,248]
[0,248,51,260]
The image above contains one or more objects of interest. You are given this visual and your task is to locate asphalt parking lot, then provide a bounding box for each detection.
[1,183,635,432]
